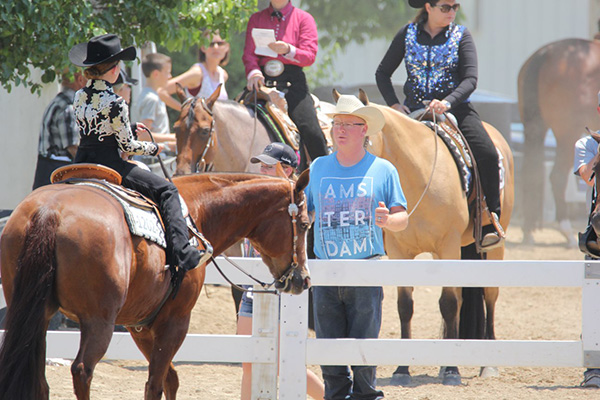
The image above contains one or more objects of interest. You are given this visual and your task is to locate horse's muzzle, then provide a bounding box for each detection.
[274,267,311,294]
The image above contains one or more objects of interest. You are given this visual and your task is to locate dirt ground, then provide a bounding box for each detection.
[45,223,600,399]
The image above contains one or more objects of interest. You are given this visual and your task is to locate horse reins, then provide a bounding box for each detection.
[406,104,440,218]
[208,178,303,294]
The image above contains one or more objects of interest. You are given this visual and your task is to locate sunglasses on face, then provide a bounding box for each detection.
[434,3,460,13]
[209,40,227,47]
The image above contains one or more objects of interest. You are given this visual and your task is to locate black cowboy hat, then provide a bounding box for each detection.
[408,0,428,8]
[69,34,136,67]
[114,68,138,86]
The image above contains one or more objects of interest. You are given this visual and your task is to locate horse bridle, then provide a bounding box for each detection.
[210,179,304,294]
[181,96,216,172]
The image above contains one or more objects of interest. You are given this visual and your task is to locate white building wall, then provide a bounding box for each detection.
[327,0,598,101]
[0,71,58,210]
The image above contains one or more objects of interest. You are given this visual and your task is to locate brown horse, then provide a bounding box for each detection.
[173,84,273,176]
[347,90,514,385]
[0,171,310,400]
[519,38,600,244]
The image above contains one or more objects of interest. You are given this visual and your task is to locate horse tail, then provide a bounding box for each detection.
[0,207,60,399]
[459,243,485,339]
[518,48,548,234]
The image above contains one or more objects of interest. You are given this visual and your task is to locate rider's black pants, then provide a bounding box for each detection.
[453,102,501,217]
[75,147,200,270]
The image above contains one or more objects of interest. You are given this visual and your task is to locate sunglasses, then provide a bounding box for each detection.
[209,40,227,47]
[434,3,460,13]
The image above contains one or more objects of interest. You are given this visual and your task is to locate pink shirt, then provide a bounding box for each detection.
[243,1,318,78]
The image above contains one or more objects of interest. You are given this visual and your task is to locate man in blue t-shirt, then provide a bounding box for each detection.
[305,94,408,400]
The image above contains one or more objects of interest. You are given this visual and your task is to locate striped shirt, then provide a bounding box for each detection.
[37,87,80,160]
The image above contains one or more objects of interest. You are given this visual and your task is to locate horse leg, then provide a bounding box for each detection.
[129,327,181,400]
[71,319,115,400]
[522,122,547,244]
[390,286,414,386]
[439,287,463,385]
[550,131,578,247]
[479,287,500,378]
[142,317,191,400]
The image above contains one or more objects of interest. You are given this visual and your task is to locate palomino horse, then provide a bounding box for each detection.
[173,84,273,176]
[347,90,514,385]
[0,171,311,400]
[519,38,600,244]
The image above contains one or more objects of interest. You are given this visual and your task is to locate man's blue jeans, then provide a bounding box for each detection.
[313,286,385,400]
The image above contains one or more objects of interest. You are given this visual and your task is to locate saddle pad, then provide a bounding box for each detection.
[423,122,505,195]
[71,182,198,249]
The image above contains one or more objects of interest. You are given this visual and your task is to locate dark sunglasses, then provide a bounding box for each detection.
[434,3,460,13]
[209,40,227,47]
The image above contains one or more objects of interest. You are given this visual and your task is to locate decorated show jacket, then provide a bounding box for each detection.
[376,22,478,112]
[73,79,158,156]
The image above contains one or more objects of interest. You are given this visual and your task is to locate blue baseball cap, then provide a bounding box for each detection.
[251,142,298,168]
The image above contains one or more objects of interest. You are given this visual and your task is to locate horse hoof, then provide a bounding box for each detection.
[581,369,600,388]
[390,373,411,386]
[440,367,462,386]
[479,366,499,378]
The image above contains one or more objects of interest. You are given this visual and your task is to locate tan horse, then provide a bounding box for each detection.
[349,91,514,385]
[519,38,600,244]
[0,171,310,400]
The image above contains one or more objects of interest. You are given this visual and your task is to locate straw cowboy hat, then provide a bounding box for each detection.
[69,34,136,67]
[327,94,386,136]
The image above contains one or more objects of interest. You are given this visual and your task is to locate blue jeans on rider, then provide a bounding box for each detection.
[312,286,385,400]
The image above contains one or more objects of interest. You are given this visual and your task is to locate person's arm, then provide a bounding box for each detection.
[444,27,478,107]
[376,26,408,109]
[375,202,408,232]
[112,99,159,156]
[271,10,318,67]
[574,136,597,187]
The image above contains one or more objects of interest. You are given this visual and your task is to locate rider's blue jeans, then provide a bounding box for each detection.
[312,285,385,400]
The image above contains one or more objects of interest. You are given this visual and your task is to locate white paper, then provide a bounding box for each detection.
[252,28,278,57]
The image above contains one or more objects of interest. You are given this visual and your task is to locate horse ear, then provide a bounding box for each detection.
[295,169,310,193]
[358,89,369,105]
[332,88,340,103]
[175,83,190,103]
[206,84,222,109]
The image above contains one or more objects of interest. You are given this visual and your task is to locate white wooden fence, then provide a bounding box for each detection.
[1,257,600,399]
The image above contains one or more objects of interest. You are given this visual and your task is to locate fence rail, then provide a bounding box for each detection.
[1,257,600,399]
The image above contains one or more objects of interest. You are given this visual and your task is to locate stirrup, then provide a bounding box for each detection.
[480,212,505,251]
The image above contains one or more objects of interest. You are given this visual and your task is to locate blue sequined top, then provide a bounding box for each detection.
[376,22,478,112]
[404,23,465,110]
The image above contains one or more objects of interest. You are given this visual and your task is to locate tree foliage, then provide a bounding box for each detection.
[2,0,414,94]
[0,0,257,93]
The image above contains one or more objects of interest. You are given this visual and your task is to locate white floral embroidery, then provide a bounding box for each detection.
[74,79,158,156]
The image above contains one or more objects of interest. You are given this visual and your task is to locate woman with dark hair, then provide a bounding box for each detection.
[375,0,503,251]
[159,32,230,111]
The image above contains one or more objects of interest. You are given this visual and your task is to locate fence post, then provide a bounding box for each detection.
[278,290,309,399]
[582,261,600,368]
[251,288,279,399]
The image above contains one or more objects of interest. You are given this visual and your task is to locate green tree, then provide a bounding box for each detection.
[0,0,257,93]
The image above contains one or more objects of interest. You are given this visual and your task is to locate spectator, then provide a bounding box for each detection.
[159,32,230,112]
[237,142,325,400]
[305,94,408,400]
[243,0,328,170]
[131,52,172,134]
[32,71,87,190]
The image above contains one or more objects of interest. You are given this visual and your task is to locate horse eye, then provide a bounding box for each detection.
[300,222,309,231]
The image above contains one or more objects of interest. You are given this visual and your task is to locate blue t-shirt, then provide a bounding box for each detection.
[305,152,407,259]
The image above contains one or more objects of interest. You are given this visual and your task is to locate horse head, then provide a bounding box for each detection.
[173,84,221,175]
[251,170,312,294]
